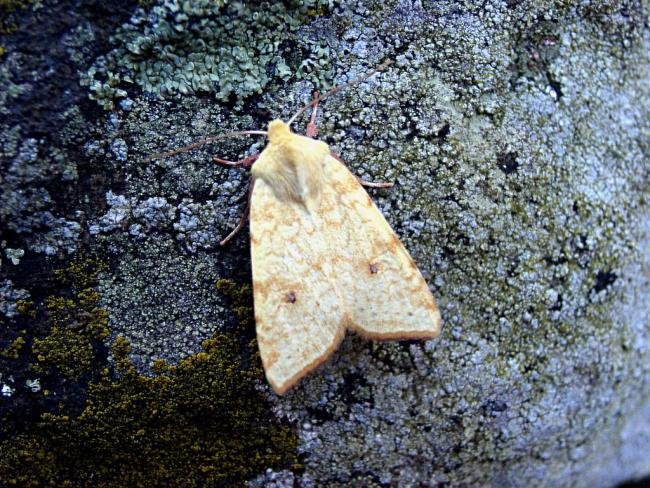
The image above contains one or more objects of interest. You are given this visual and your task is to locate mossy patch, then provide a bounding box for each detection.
[1,336,25,359]
[31,326,95,381]
[0,332,300,487]
[25,256,111,381]
[1,258,299,486]
[216,277,254,329]
[15,298,36,318]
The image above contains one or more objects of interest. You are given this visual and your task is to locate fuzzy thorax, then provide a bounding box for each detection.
[251,120,330,207]
[267,119,292,143]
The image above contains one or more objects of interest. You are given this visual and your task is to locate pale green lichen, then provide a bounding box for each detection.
[81,0,335,109]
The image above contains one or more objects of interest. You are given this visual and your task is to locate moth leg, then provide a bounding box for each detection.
[213,153,259,168]
[306,91,320,138]
[220,177,256,246]
[329,151,394,188]
[357,177,394,189]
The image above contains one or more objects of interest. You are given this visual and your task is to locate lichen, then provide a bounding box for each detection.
[0,133,83,256]
[0,330,300,487]
[0,0,37,35]
[1,336,25,359]
[95,237,234,372]
[16,256,111,381]
[215,278,254,329]
[1,251,299,486]
[3,0,648,485]
[81,0,335,109]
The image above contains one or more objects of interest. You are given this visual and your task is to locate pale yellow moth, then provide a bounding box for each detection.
[150,62,441,395]
[248,119,441,394]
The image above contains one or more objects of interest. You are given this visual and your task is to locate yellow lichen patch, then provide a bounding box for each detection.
[215,278,255,329]
[31,327,94,380]
[1,333,301,486]
[26,255,110,380]
[43,296,77,327]
[53,254,108,291]
[15,299,36,318]
[1,336,25,359]
[75,289,110,340]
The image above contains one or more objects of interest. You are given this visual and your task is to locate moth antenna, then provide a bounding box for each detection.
[287,59,394,127]
[145,130,267,162]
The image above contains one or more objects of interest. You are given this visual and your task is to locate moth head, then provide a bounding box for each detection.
[267,119,291,143]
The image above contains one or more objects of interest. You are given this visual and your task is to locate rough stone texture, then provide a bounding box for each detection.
[1,0,648,486]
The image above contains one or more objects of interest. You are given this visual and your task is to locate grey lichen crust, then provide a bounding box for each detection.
[2,0,649,486]
[97,237,231,372]
[81,0,334,109]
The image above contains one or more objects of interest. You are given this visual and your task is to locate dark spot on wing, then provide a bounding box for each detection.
[285,291,297,303]
[369,263,378,274]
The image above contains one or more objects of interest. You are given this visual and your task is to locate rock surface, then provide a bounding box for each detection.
[0,0,648,486]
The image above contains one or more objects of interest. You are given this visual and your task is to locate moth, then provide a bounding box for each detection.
[153,62,441,395]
